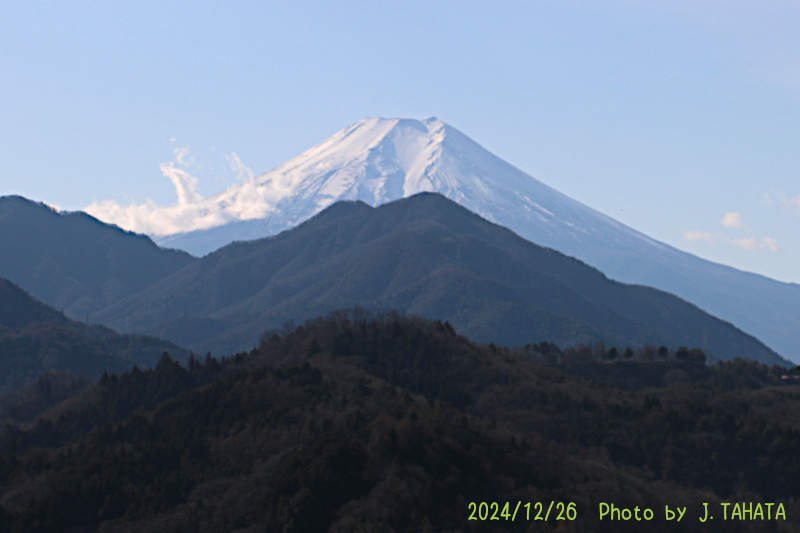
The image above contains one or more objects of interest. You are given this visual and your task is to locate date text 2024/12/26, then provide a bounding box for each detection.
[468,501,576,522]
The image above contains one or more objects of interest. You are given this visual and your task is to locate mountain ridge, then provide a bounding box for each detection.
[0,277,189,393]
[151,117,800,363]
[0,195,195,320]
[99,193,786,366]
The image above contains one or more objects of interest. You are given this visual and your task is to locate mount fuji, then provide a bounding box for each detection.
[156,117,800,363]
[158,117,653,258]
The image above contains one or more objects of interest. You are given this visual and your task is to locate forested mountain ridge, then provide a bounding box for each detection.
[0,193,786,366]
[0,277,189,393]
[0,195,194,320]
[150,116,800,364]
[0,278,67,328]
[97,193,786,365]
[0,311,796,532]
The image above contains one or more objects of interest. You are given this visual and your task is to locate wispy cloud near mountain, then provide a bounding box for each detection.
[684,211,779,253]
[84,147,267,236]
[733,237,780,252]
[721,212,743,229]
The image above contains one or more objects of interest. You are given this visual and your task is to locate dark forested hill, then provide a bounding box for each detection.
[0,278,188,393]
[0,312,796,532]
[0,278,67,328]
[0,195,194,320]
[97,193,785,365]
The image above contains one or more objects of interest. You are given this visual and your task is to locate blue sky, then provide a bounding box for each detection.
[2,1,799,282]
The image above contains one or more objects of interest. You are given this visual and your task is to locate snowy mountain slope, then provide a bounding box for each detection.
[156,117,800,363]
[158,117,662,258]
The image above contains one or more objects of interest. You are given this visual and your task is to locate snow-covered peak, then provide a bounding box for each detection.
[246,116,447,207]
[203,117,431,217]
[157,116,665,260]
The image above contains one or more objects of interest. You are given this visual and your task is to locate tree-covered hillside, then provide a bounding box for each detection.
[96,194,786,365]
[0,311,797,532]
[0,278,189,394]
[0,196,194,319]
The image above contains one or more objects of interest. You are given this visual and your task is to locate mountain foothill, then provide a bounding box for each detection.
[0,192,786,369]
[0,195,193,320]
[0,277,187,395]
[0,311,798,531]
[0,181,798,530]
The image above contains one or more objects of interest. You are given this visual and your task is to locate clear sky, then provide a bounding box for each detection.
[2,1,799,283]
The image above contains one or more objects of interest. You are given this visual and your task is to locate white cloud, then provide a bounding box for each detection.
[732,237,780,252]
[84,197,227,236]
[227,152,255,182]
[720,212,743,228]
[762,237,780,252]
[684,231,715,243]
[684,229,780,254]
[172,146,190,166]
[763,188,800,213]
[733,237,759,250]
[84,147,268,237]
[160,160,201,206]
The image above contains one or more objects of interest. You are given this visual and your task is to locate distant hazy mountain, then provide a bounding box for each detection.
[0,195,194,319]
[100,194,785,365]
[155,117,800,363]
[0,278,188,392]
